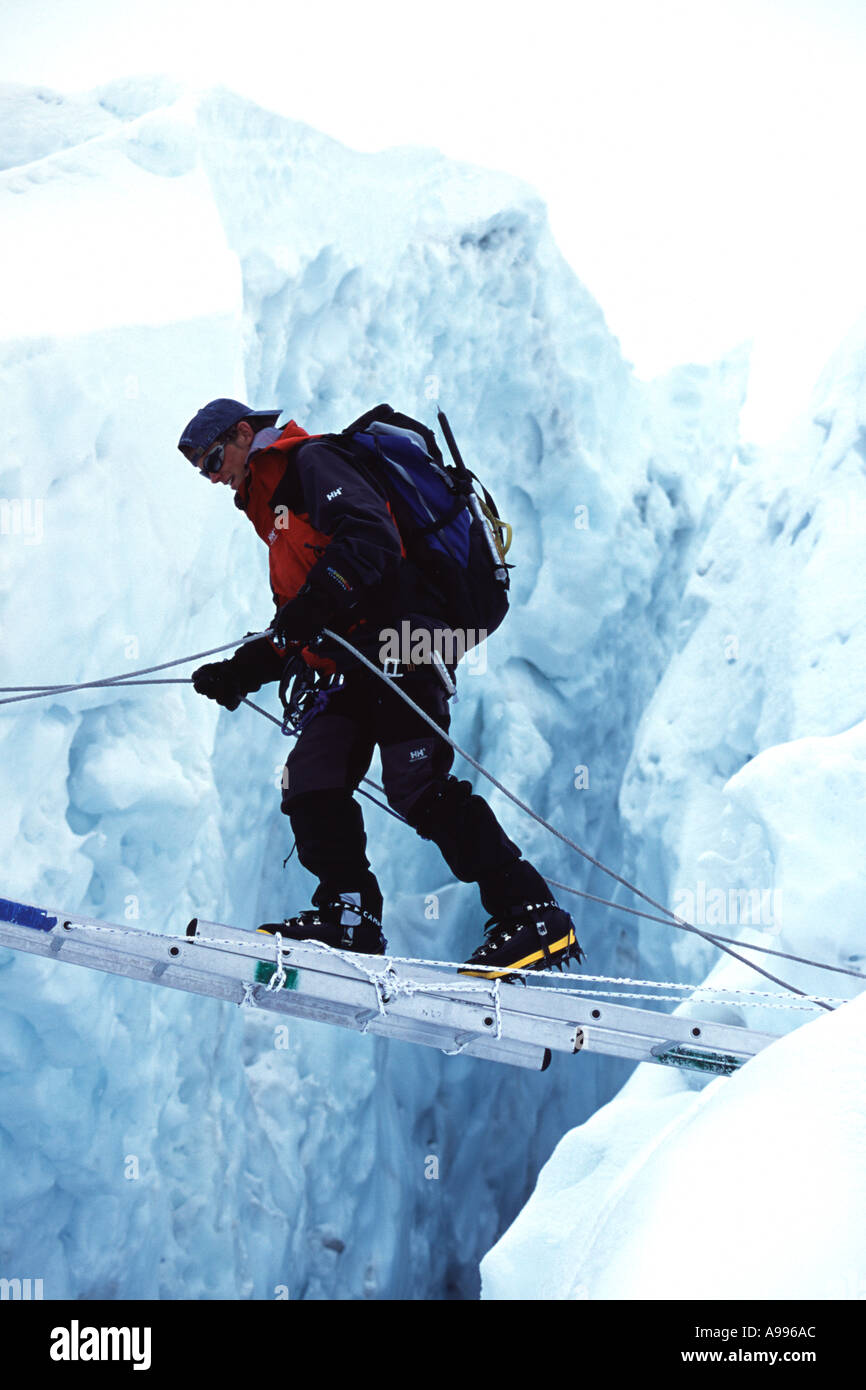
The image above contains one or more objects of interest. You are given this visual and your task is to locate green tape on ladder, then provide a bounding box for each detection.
[254,961,299,991]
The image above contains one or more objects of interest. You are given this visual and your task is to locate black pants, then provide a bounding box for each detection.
[280,667,550,917]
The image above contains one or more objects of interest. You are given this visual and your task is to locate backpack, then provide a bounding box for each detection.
[322,404,512,651]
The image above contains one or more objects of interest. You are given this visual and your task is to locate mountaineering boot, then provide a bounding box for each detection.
[460,900,584,978]
[257,878,386,955]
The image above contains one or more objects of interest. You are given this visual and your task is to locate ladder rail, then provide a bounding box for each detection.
[191,920,778,1064]
[0,902,783,1076]
[0,913,550,1070]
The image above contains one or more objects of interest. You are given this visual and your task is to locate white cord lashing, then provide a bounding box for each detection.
[265,932,287,992]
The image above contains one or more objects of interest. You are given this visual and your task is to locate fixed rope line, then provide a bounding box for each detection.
[544,877,866,984]
[51,917,848,1013]
[0,679,192,690]
[4,674,406,828]
[0,658,411,829]
[3,633,853,1003]
[0,630,267,708]
[320,628,832,1011]
[7,666,851,989]
[298,939,846,1011]
[9,669,851,981]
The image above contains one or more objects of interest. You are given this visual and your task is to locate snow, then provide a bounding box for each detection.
[482,992,866,1301]
[0,75,862,1300]
[0,87,238,339]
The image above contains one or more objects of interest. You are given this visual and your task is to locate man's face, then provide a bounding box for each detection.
[202,421,253,493]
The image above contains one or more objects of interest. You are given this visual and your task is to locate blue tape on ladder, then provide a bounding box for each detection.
[0,898,58,932]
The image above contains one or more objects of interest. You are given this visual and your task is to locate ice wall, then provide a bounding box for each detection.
[482,318,866,1298]
[0,79,747,1298]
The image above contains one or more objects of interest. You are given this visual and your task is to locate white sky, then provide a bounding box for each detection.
[2,0,865,443]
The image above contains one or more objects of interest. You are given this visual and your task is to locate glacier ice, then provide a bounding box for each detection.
[482,314,866,1299]
[4,75,855,1301]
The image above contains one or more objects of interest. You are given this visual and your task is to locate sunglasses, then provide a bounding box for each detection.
[179,438,227,474]
[197,441,227,477]
[179,442,229,480]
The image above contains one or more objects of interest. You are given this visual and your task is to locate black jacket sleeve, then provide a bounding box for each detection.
[291,440,403,613]
[228,635,286,689]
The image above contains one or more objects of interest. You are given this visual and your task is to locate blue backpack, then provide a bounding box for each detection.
[324,404,512,649]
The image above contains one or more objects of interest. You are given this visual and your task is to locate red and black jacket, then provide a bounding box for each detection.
[236,421,448,676]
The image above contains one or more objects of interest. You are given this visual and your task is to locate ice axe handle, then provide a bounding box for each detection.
[437,409,509,584]
[437,409,472,492]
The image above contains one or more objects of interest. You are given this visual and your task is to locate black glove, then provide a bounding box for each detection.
[192,661,244,710]
[192,636,284,710]
[271,585,335,648]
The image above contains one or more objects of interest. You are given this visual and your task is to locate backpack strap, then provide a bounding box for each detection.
[340,403,445,466]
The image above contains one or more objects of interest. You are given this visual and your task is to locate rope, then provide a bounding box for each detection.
[0,631,268,708]
[440,1037,473,1056]
[265,932,287,992]
[313,946,504,1054]
[0,679,192,690]
[7,656,849,984]
[328,951,391,1018]
[308,941,847,1012]
[0,664,408,828]
[544,878,866,984]
[47,917,849,1013]
[239,982,259,1008]
[67,680,855,985]
[319,628,833,1011]
[11,667,855,983]
[3,631,857,1005]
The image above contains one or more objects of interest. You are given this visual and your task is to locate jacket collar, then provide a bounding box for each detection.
[234,420,315,512]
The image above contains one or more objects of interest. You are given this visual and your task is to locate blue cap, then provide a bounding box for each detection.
[178,398,281,462]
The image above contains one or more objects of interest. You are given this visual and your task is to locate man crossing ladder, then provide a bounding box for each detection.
[178,397,582,977]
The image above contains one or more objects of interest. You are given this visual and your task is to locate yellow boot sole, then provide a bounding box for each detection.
[458,928,578,979]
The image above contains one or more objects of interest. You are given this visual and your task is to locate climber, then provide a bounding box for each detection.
[177,397,582,977]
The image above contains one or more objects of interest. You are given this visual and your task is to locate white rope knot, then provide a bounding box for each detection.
[239,982,259,1009]
[366,966,394,1017]
[319,944,395,1016]
[265,932,287,992]
[491,978,503,1040]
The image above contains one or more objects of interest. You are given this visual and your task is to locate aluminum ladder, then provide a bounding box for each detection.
[0,897,778,1075]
